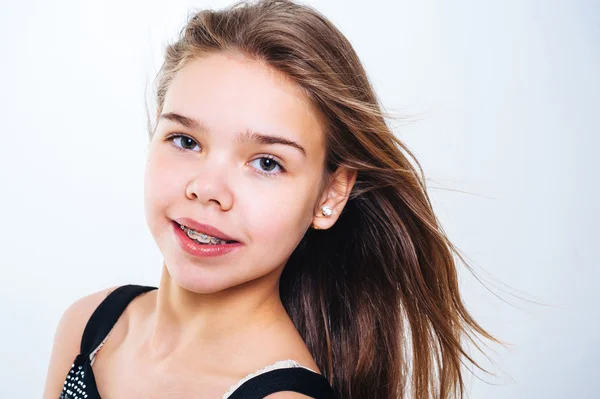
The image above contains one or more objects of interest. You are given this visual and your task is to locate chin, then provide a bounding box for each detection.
[175,280,226,295]
[165,261,230,294]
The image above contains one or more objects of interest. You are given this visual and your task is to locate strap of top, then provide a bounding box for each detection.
[78,285,336,398]
[227,367,337,399]
[80,284,157,356]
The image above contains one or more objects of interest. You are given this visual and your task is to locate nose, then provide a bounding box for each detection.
[185,166,234,211]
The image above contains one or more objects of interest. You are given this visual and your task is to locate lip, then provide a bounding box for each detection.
[171,221,243,258]
[173,217,239,242]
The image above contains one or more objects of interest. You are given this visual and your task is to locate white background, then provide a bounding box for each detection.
[0,0,598,397]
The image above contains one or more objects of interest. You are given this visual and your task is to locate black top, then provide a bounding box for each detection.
[58,284,336,399]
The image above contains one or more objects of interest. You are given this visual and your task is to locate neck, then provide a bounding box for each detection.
[142,262,289,364]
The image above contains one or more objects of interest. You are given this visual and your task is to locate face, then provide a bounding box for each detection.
[143,52,327,294]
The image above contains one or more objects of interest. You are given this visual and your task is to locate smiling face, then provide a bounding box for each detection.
[143,52,328,294]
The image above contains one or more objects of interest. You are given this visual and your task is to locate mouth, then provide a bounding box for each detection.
[174,221,239,245]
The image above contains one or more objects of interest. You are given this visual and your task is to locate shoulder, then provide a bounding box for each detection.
[51,285,122,348]
[57,285,121,332]
[42,285,121,399]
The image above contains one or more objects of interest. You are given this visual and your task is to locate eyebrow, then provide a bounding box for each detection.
[159,112,307,157]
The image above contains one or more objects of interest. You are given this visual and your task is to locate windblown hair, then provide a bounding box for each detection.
[151,1,499,397]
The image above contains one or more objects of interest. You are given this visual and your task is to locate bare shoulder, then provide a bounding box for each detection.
[42,285,121,399]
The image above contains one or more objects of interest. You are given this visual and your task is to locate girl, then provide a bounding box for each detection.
[44,0,498,398]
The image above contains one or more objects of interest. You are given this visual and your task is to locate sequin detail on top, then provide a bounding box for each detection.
[59,354,92,399]
[221,359,316,399]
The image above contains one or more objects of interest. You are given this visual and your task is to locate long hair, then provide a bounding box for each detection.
[150,1,500,397]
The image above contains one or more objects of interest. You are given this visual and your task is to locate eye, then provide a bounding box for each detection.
[166,134,201,152]
[249,155,286,177]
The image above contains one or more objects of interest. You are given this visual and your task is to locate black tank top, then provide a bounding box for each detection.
[58,284,336,399]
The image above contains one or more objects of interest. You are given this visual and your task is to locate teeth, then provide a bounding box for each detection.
[179,223,228,245]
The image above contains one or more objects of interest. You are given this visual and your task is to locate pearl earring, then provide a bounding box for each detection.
[321,205,333,217]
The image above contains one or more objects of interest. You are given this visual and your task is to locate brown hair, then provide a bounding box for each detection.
[150,0,500,397]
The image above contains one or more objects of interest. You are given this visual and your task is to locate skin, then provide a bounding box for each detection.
[44,51,356,399]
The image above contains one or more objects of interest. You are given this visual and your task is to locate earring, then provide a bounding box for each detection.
[321,205,333,217]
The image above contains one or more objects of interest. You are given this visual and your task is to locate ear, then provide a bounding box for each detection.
[311,166,357,230]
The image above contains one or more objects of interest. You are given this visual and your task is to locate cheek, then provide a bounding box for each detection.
[242,178,316,248]
[143,149,183,227]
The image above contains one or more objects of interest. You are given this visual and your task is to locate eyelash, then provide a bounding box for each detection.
[165,133,287,177]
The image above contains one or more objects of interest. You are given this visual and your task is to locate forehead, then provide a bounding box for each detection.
[161,52,325,153]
